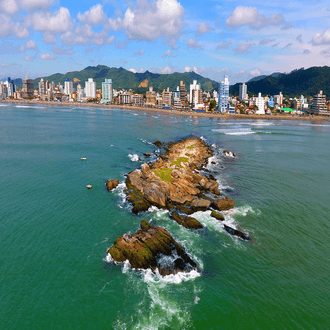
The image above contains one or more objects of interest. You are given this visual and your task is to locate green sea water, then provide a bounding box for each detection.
[1,103,329,330]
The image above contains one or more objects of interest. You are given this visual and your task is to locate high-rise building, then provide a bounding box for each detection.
[101,79,113,103]
[255,93,265,114]
[22,78,34,98]
[162,87,172,107]
[179,81,187,103]
[0,81,8,98]
[239,83,247,101]
[39,78,46,95]
[64,79,74,95]
[309,90,328,115]
[85,78,96,99]
[132,94,144,107]
[146,86,156,106]
[218,75,229,113]
[189,80,203,108]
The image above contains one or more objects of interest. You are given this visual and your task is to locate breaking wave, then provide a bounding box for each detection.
[128,154,140,162]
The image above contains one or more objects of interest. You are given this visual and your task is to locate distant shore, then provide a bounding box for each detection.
[2,99,329,122]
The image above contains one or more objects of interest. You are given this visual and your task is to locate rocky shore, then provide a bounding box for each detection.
[107,137,250,275]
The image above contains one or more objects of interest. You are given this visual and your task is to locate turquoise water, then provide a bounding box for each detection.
[1,103,330,329]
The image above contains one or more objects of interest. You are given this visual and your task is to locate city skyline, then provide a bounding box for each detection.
[1,0,330,84]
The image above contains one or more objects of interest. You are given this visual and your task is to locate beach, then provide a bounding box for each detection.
[1,98,329,122]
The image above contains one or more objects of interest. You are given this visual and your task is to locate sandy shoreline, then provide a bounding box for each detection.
[2,99,329,122]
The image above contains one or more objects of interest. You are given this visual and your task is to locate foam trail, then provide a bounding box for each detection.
[128,154,140,162]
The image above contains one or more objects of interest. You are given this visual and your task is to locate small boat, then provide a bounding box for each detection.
[81,157,87,160]
[86,185,92,189]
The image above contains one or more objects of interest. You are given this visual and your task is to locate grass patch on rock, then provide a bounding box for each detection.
[170,157,189,167]
[153,168,173,183]
[186,145,195,149]
[185,153,192,157]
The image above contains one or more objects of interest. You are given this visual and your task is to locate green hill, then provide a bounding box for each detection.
[230,67,330,97]
[32,65,218,92]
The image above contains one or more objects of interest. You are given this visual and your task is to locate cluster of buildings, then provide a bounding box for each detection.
[1,74,330,115]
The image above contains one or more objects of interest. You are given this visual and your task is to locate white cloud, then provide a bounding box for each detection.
[40,53,57,60]
[312,29,330,45]
[259,38,275,45]
[162,49,172,57]
[24,56,34,61]
[32,7,72,34]
[20,40,37,52]
[134,50,145,56]
[250,69,261,77]
[52,46,72,55]
[0,0,18,14]
[187,38,203,49]
[160,67,172,74]
[108,0,184,45]
[235,43,253,54]
[0,14,29,38]
[0,14,12,37]
[77,4,106,25]
[226,6,285,30]
[296,34,303,43]
[1,63,10,67]
[216,41,230,50]
[43,32,57,44]
[183,66,205,75]
[129,68,137,73]
[0,0,54,14]
[196,23,213,35]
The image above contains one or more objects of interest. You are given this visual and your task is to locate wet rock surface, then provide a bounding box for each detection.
[106,179,119,191]
[107,220,198,274]
[171,212,203,230]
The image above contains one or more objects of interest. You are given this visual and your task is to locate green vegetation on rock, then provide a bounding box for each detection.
[170,157,189,167]
[153,168,173,183]
[185,153,192,156]
[186,145,195,150]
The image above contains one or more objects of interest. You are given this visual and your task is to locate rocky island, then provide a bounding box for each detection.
[107,137,250,275]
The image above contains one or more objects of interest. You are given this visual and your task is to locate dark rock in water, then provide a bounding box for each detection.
[176,204,195,215]
[106,179,119,191]
[153,140,163,148]
[224,224,250,241]
[211,210,225,221]
[143,152,151,157]
[107,220,198,274]
[171,212,203,229]
[211,161,216,164]
[211,197,234,211]
[124,183,151,214]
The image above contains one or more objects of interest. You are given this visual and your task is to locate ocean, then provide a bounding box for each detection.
[1,103,329,330]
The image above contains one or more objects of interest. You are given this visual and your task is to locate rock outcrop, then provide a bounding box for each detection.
[107,220,198,274]
[211,197,235,211]
[211,210,225,221]
[224,224,250,241]
[106,179,119,191]
[171,212,203,230]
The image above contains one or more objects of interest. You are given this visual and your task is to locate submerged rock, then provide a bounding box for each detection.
[153,140,163,148]
[106,179,119,191]
[107,220,198,274]
[224,224,250,241]
[143,152,151,157]
[171,212,203,230]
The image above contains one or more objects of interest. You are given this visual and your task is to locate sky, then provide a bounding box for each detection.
[1,0,330,84]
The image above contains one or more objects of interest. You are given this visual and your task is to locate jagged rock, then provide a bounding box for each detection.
[153,140,163,148]
[211,210,225,221]
[191,198,211,211]
[143,152,151,157]
[211,197,234,211]
[106,179,119,191]
[224,224,250,241]
[171,212,203,229]
[107,220,198,274]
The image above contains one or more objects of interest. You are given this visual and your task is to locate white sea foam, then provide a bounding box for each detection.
[143,268,201,285]
[137,137,153,145]
[0,104,8,107]
[212,128,255,135]
[128,154,140,162]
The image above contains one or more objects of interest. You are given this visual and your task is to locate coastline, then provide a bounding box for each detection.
[2,99,329,122]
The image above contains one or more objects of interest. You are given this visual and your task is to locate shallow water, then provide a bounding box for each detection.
[1,104,329,329]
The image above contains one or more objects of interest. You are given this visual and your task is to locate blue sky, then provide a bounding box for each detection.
[1,0,330,84]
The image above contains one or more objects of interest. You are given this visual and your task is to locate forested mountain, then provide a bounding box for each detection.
[230,67,330,97]
[31,65,218,92]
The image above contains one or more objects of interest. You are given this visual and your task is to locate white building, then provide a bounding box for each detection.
[239,83,247,101]
[76,84,85,102]
[218,75,230,113]
[85,78,96,99]
[255,93,265,114]
[0,82,8,98]
[101,79,113,103]
[64,79,74,95]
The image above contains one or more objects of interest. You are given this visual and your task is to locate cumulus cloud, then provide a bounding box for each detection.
[216,41,230,50]
[0,0,54,14]
[160,67,172,74]
[77,4,106,25]
[129,68,137,73]
[0,0,18,14]
[235,43,253,54]
[52,46,73,55]
[281,22,293,30]
[43,32,57,44]
[134,50,145,56]
[196,23,213,35]
[40,53,57,60]
[20,40,37,52]
[250,69,261,77]
[162,50,172,57]
[107,0,184,46]
[312,29,330,45]
[184,66,205,75]
[320,48,330,57]
[32,7,72,34]
[0,14,29,38]
[187,38,203,49]
[259,38,275,45]
[226,6,285,30]
[115,40,128,49]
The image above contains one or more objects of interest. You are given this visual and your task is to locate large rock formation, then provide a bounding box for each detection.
[125,137,222,217]
[107,220,198,275]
